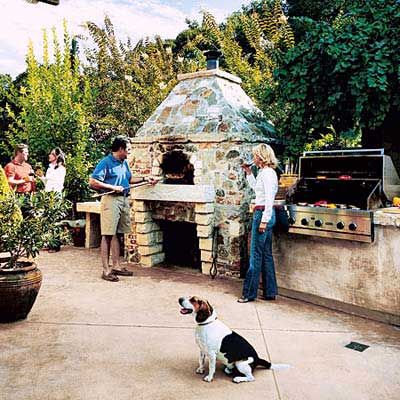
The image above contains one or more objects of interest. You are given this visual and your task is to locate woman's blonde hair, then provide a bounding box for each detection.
[252,143,279,169]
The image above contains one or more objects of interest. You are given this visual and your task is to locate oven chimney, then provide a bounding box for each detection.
[204,50,222,70]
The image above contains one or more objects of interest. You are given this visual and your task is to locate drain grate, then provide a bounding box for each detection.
[345,341,369,352]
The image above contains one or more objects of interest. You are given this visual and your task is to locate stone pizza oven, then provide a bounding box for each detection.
[126,67,278,276]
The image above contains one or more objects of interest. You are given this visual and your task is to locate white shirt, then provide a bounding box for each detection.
[42,164,66,193]
[247,167,278,223]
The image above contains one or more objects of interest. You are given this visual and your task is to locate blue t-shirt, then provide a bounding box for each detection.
[91,154,132,194]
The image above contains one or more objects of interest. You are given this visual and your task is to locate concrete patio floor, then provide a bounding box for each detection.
[1,246,399,400]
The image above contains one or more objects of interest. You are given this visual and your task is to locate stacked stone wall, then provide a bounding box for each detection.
[127,139,258,276]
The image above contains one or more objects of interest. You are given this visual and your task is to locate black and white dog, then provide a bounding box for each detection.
[179,296,272,383]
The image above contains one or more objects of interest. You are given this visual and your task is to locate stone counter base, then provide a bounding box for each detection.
[279,287,400,326]
[273,223,400,325]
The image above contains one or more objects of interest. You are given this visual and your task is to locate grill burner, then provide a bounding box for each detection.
[288,206,373,242]
[287,149,400,242]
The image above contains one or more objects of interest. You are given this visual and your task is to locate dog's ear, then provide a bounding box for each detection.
[195,300,213,323]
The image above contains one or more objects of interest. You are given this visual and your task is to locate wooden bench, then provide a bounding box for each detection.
[76,202,101,248]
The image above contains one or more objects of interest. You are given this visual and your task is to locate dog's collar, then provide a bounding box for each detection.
[197,311,218,325]
[197,317,217,326]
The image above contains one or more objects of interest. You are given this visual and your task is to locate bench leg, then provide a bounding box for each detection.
[85,212,101,248]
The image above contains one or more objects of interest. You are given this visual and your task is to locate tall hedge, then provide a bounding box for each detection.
[6,23,93,206]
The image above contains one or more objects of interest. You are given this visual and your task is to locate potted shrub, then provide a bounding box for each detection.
[0,166,71,323]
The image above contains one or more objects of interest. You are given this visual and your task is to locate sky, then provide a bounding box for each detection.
[0,0,252,78]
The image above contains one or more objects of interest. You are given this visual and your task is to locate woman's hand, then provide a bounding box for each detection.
[258,221,267,233]
[241,164,252,175]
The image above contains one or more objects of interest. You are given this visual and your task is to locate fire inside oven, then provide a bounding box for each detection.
[160,150,194,185]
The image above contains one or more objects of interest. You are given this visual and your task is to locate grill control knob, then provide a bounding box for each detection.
[288,217,296,225]
[301,218,309,226]
[349,222,357,231]
[315,219,323,227]
[336,221,345,230]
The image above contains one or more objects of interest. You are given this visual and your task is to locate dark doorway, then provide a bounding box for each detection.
[160,221,201,269]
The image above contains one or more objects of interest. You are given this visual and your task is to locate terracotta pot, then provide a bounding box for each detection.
[0,261,42,323]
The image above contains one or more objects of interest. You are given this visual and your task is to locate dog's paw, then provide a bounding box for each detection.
[196,367,205,374]
[224,367,233,375]
[203,375,213,382]
[232,376,255,384]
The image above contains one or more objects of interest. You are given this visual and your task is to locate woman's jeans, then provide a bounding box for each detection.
[242,209,277,300]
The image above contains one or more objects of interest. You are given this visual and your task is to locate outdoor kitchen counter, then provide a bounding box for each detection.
[373,208,400,227]
[274,216,400,326]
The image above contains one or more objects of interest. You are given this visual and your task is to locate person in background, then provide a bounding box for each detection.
[238,143,279,303]
[89,136,155,282]
[38,147,66,193]
[4,144,36,193]
[35,147,67,253]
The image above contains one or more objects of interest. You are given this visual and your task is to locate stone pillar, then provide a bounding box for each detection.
[195,202,215,274]
[133,200,165,267]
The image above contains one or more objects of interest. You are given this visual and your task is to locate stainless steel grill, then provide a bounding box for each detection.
[287,149,400,242]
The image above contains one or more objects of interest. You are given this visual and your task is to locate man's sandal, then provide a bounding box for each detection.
[237,297,254,303]
[111,268,133,276]
[101,273,119,282]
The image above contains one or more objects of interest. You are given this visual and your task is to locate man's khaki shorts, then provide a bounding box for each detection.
[100,194,131,235]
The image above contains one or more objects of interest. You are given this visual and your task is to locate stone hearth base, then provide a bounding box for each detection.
[131,184,215,274]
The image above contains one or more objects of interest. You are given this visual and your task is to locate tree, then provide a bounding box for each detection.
[6,22,93,206]
[83,16,192,149]
[286,0,347,25]
[0,74,15,165]
[83,4,295,147]
[0,72,28,166]
[178,1,295,123]
[271,0,400,156]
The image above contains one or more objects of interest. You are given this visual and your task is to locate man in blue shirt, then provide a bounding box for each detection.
[89,136,149,282]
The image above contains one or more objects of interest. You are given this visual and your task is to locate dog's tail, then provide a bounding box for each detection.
[256,358,272,369]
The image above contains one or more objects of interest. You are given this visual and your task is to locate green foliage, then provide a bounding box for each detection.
[304,129,361,151]
[272,0,400,156]
[177,2,295,124]
[286,0,348,25]
[0,166,23,226]
[78,6,295,157]
[0,74,19,165]
[0,191,71,269]
[6,22,93,205]
[6,0,396,171]
[83,16,192,149]
[0,166,8,194]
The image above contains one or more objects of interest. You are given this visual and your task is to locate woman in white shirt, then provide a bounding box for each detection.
[39,147,66,193]
[38,147,66,252]
[238,144,279,303]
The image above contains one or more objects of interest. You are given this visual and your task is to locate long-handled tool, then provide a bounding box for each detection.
[91,180,155,198]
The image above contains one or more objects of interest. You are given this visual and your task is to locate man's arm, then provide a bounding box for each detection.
[88,177,124,193]
[89,158,124,193]
[4,164,33,186]
[130,176,148,185]
[130,175,160,185]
